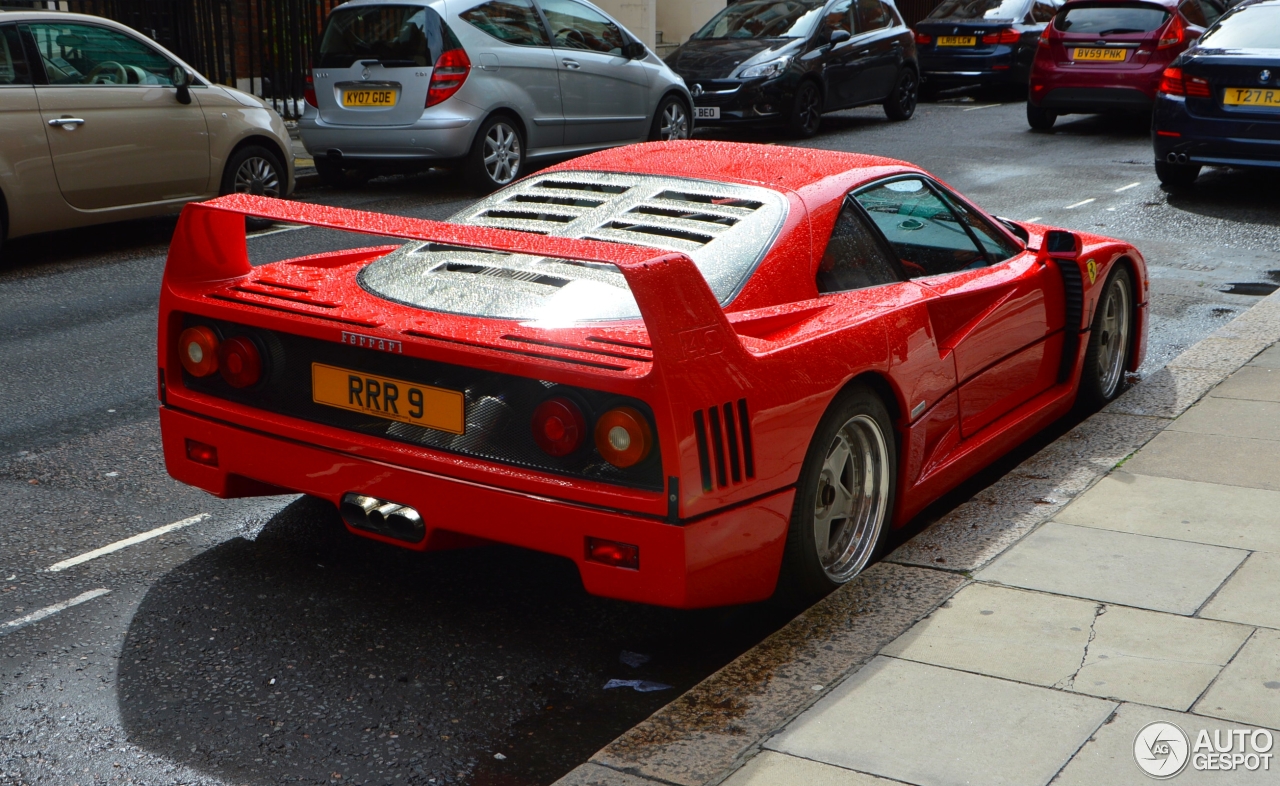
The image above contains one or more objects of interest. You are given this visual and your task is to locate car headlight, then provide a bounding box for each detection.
[739,58,789,79]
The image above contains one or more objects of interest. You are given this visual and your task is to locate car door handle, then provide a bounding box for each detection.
[48,117,86,128]
[562,59,580,69]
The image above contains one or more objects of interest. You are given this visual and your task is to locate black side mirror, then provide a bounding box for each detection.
[828,28,851,45]
[1043,229,1080,259]
[622,41,647,59]
[172,65,192,104]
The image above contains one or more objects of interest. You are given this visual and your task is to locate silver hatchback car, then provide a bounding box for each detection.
[299,0,694,192]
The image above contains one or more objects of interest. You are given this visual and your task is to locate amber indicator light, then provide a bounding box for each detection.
[178,326,219,377]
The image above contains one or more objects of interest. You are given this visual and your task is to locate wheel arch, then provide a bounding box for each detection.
[1110,254,1144,372]
[222,135,291,192]
[475,108,528,150]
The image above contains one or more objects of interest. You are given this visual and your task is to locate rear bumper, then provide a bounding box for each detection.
[161,405,792,609]
[920,48,1024,85]
[298,106,479,161]
[1153,94,1280,169]
[1034,86,1153,113]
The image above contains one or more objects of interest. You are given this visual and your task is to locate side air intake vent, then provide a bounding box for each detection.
[693,399,754,492]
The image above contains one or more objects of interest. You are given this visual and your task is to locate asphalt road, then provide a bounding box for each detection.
[1,94,1277,786]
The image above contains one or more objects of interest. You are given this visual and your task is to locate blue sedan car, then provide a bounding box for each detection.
[1152,0,1280,187]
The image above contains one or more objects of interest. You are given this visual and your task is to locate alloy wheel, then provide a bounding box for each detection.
[897,72,918,116]
[483,122,521,185]
[813,414,891,582]
[233,156,281,197]
[1096,273,1132,398]
[797,85,821,135]
[660,101,690,141]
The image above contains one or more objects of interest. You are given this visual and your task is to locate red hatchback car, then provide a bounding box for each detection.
[1027,0,1225,129]
[158,142,1147,608]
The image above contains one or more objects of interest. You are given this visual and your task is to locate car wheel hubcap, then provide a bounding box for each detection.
[234,157,280,197]
[661,102,689,140]
[799,87,820,132]
[899,73,917,113]
[483,123,521,185]
[1097,274,1131,397]
[813,414,890,583]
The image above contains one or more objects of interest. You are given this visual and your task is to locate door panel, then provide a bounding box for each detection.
[27,22,208,210]
[851,0,898,103]
[540,0,649,144]
[958,332,1062,436]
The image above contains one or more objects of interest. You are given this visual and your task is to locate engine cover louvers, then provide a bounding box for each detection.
[693,399,754,492]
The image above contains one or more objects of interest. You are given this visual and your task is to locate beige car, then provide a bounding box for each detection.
[0,10,294,254]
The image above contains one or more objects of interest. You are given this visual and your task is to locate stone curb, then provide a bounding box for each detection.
[554,287,1280,786]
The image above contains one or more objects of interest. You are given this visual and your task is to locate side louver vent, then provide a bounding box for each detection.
[693,399,755,492]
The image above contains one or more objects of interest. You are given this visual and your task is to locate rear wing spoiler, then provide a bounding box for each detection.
[164,194,748,368]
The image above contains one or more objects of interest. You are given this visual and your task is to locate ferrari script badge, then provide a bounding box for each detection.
[342,330,402,354]
[1086,259,1098,285]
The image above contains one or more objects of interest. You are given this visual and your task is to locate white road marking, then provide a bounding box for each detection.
[1024,216,1042,222]
[46,514,209,573]
[1114,182,1141,192]
[962,103,1001,111]
[1065,198,1096,209]
[247,223,307,239]
[3,589,111,632]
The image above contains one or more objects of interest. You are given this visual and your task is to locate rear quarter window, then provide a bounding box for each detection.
[318,5,449,68]
[1055,2,1172,32]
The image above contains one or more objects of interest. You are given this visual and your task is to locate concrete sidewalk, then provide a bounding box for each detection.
[562,291,1280,786]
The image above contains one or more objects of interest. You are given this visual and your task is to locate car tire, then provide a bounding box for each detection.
[1076,265,1135,410]
[220,145,286,231]
[1155,160,1201,189]
[1027,103,1057,131]
[883,68,919,121]
[465,115,524,194]
[779,383,897,604]
[788,80,823,139]
[650,94,692,141]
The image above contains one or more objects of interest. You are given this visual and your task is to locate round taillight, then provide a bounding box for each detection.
[595,407,652,468]
[178,326,219,377]
[217,335,262,388]
[532,397,586,457]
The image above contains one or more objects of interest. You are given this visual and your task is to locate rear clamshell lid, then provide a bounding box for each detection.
[357,171,788,323]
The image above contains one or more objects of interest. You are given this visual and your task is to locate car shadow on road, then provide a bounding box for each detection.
[116,496,798,786]
[1162,167,1280,229]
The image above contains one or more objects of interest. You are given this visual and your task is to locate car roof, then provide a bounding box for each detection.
[541,141,914,195]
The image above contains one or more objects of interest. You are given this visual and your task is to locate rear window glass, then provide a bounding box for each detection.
[927,0,1029,21]
[1200,6,1280,48]
[1055,3,1171,33]
[318,5,448,68]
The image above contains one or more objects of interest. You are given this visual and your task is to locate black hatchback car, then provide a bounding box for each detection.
[1152,0,1280,187]
[914,0,1062,97]
[663,0,919,137]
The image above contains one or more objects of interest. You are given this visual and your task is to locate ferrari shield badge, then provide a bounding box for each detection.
[1086,259,1098,284]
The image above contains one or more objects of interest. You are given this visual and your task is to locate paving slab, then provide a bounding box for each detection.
[767,656,1115,786]
[1207,366,1280,403]
[1212,299,1280,343]
[1200,552,1280,630]
[1167,336,1272,373]
[1195,628,1280,730]
[1170,396,1280,441]
[555,763,660,786]
[1123,430,1280,492]
[1057,472,1280,553]
[722,751,897,786]
[974,522,1247,615]
[1103,366,1222,419]
[1250,344,1280,368]
[1053,702,1280,786]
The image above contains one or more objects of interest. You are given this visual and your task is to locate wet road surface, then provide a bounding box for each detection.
[1,94,1277,785]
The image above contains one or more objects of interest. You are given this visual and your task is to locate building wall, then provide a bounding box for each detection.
[656,0,723,46]
[594,0,657,48]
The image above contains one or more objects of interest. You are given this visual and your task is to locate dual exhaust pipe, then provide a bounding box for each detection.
[1166,152,1190,164]
[340,493,425,543]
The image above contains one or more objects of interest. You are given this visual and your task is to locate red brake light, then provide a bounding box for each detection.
[531,397,586,457]
[185,438,219,467]
[585,537,639,570]
[1158,14,1185,48]
[426,48,470,107]
[217,336,262,388]
[1159,67,1210,97]
[914,31,932,44]
[1038,25,1052,47]
[178,326,219,377]
[983,28,1020,44]
[1185,74,1210,97]
[594,407,652,468]
[304,72,317,108]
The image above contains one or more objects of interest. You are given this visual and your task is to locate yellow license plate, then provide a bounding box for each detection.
[312,363,464,434]
[937,36,976,46]
[1073,47,1127,62]
[1223,87,1280,108]
[342,89,398,107]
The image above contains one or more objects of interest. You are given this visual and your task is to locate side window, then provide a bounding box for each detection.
[460,0,550,46]
[855,0,892,32]
[0,26,31,85]
[1178,0,1208,26]
[28,22,175,85]
[539,0,626,55]
[935,187,1021,263]
[853,178,987,278]
[1032,1,1058,23]
[817,200,903,293]
[819,0,854,37]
